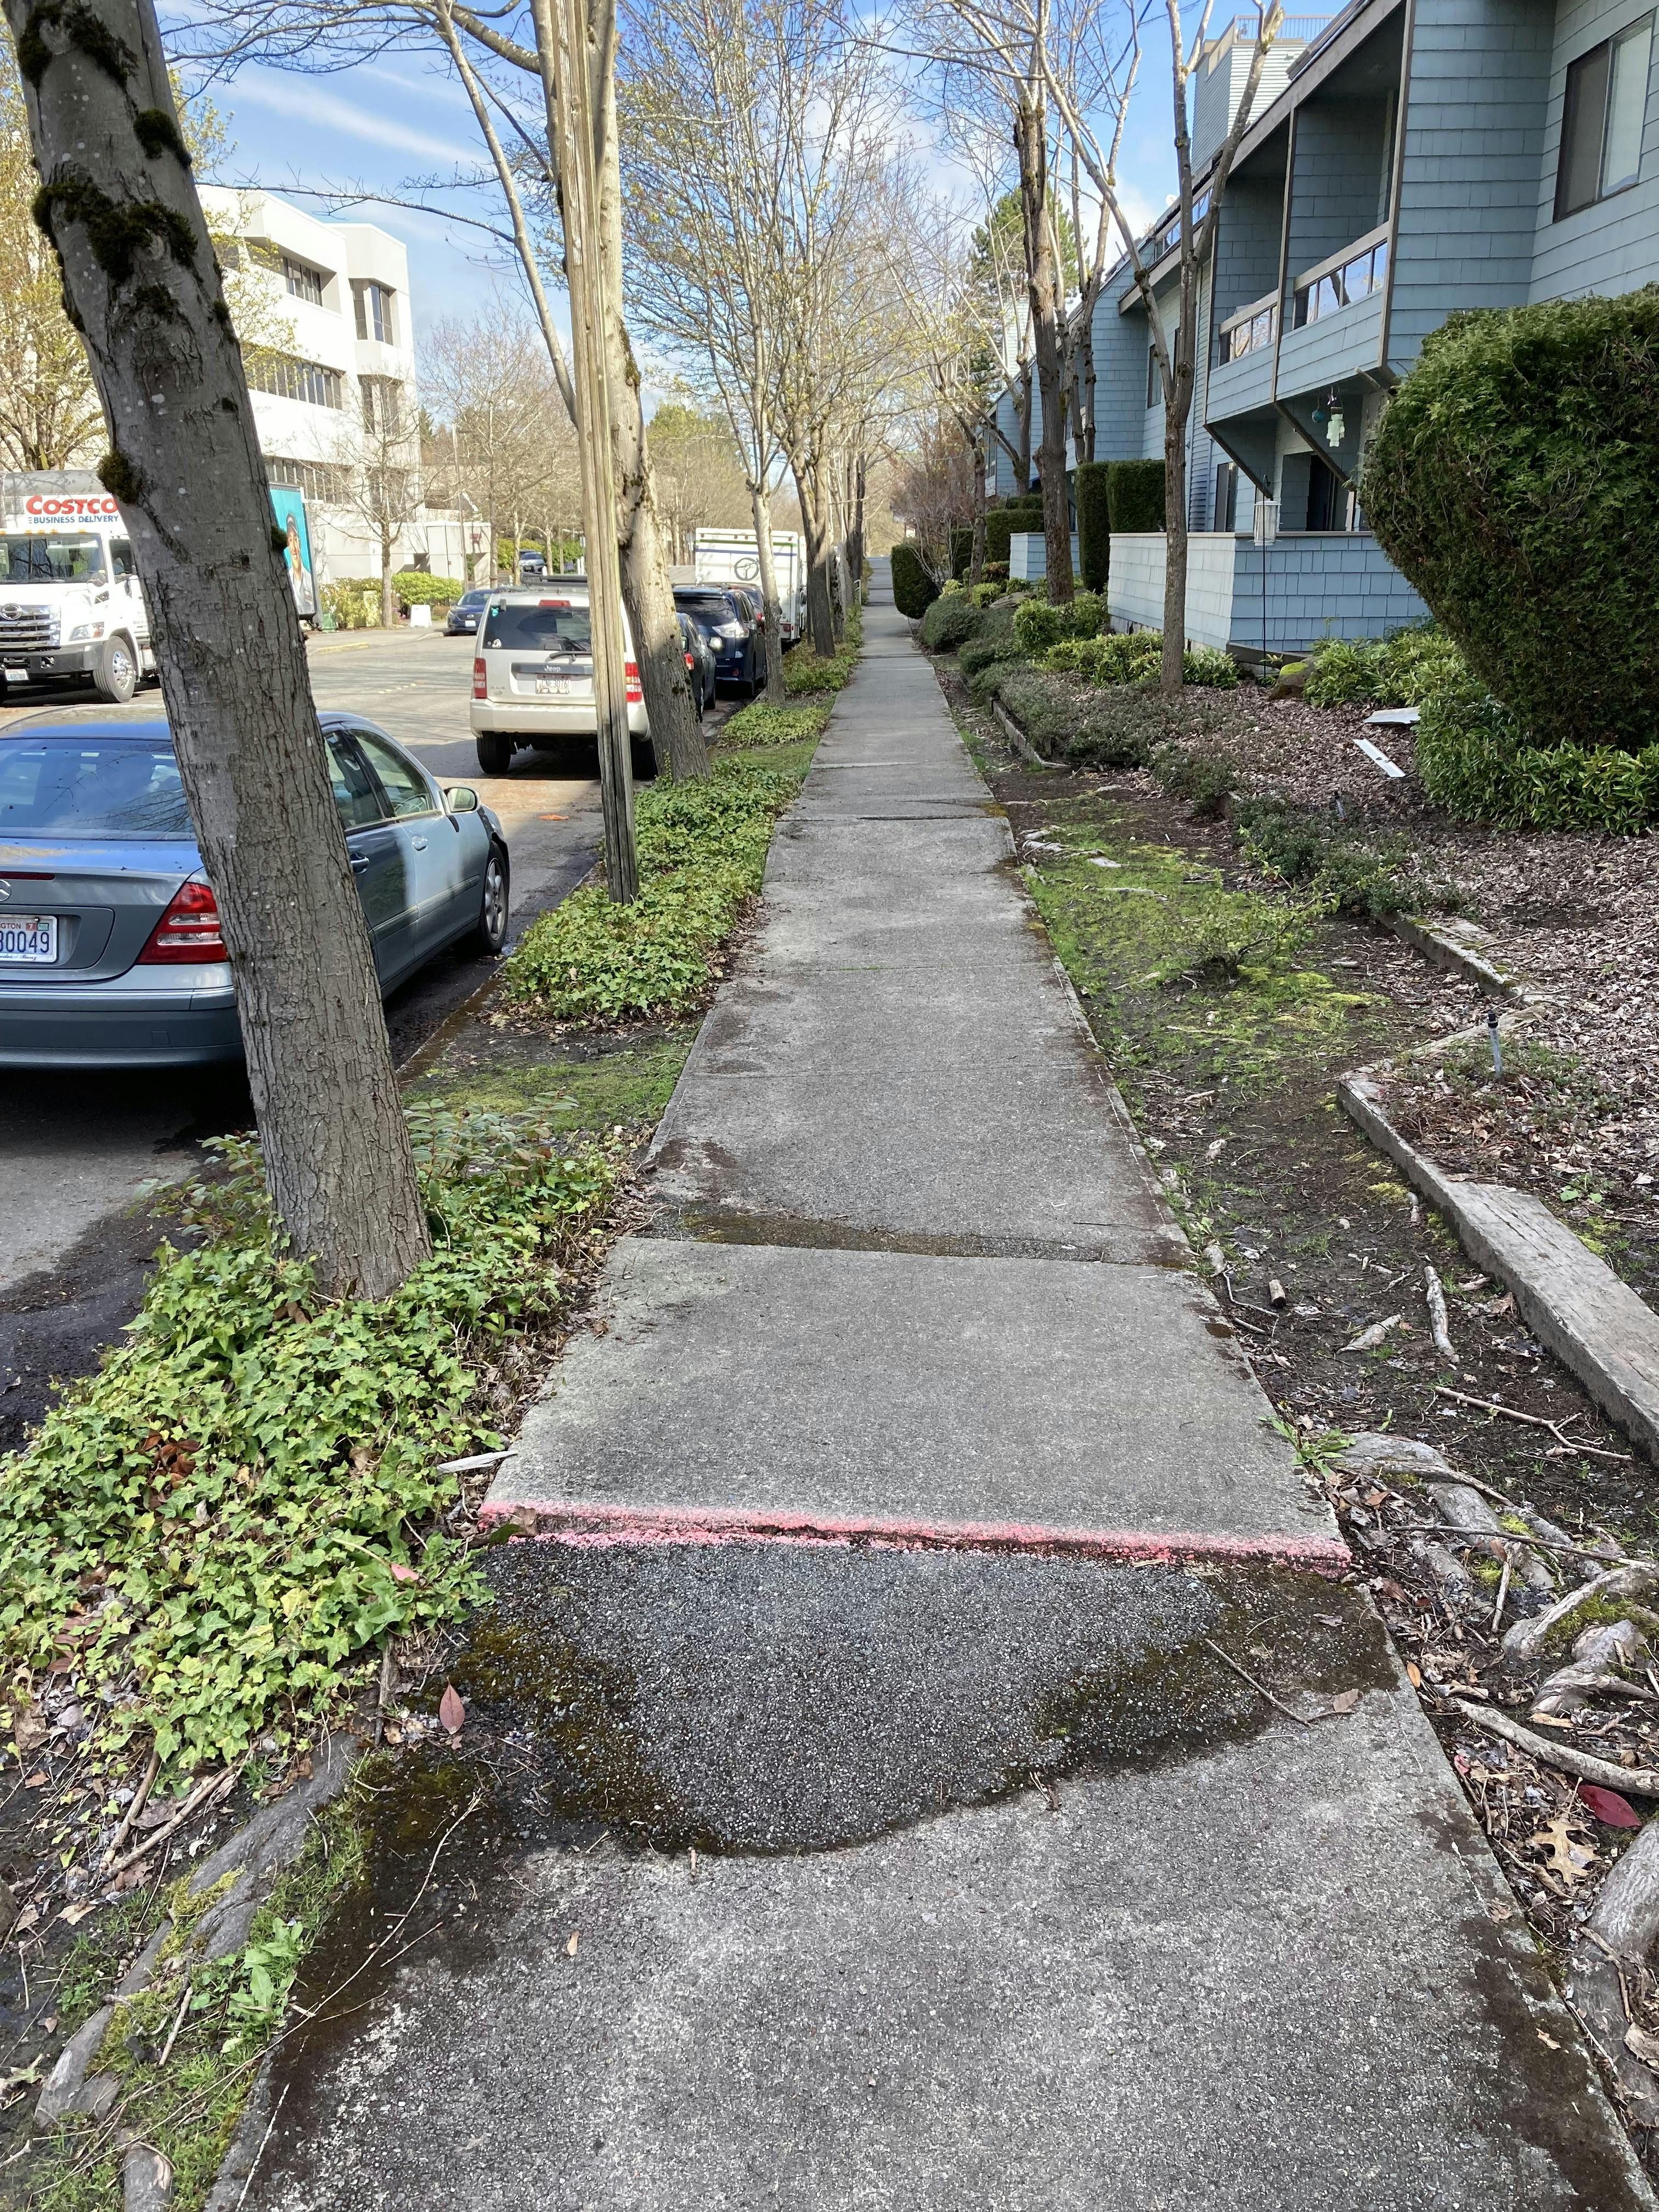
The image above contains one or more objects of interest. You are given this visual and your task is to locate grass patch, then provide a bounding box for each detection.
[0,1108,618,1777]
[720,700,830,749]
[1020,809,1376,1090]
[32,1795,367,2211]
[502,747,817,1025]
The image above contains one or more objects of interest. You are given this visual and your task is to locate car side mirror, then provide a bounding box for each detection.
[445,785,481,812]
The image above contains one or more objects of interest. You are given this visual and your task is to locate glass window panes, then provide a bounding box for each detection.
[1604,16,1652,189]
[0,734,189,836]
[0,534,105,582]
[325,730,383,830]
[352,726,435,818]
[482,600,594,653]
[283,258,326,306]
[353,281,394,345]
[247,353,344,409]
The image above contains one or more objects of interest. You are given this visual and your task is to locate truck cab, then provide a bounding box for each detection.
[0,473,156,705]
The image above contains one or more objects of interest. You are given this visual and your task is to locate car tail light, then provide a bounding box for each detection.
[685,650,696,669]
[473,656,488,699]
[138,877,228,964]
[625,659,643,704]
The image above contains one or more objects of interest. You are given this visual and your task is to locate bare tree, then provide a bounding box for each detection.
[332,371,422,623]
[4,0,429,1295]
[1039,0,1285,688]
[422,307,567,589]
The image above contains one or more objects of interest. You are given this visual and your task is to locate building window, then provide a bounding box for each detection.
[1293,234,1389,328]
[1218,297,1278,362]
[282,257,327,307]
[246,352,345,409]
[353,280,396,346]
[267,456,352,505]
[1555,15,1654,218]
[360,376,403,438]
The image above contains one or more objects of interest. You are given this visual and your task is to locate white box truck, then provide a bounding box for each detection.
[692,527,805,645]
[0,471,318,705]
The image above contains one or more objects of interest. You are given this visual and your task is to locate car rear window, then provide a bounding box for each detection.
[677,592,733,615]
[483,600,592,652]
[0,732,190,837]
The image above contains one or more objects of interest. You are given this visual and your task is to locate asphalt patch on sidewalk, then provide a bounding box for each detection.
[280,1542,1390,2050]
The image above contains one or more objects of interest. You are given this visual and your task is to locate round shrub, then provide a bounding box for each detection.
[890,541,939,619]
[919,592,981,651]
[1416,681,1659,832]
[1013,598,1069,653]
[1361,288,1659,749]
[395,570,464,606]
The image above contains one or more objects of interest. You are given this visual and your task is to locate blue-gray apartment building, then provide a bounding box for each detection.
[992,0,1658,656]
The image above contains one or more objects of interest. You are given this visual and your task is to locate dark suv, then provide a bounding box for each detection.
[672,586,758,695]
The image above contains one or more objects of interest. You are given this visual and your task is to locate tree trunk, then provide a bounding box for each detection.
[1160,313,1195,692]
[583,0,707,782]
[9,0,430,1297]
[1015,363,1033,493]
[380,527,396,627]
[796,471,834,658]
[749,477,786,703]
[849,452,866,607]
[968,436,987,584]
[1015,100,1071,605]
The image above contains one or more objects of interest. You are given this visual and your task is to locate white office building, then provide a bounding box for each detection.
[199,188,470,588]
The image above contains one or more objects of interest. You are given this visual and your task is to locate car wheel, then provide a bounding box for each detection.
[467,844,510,956]
[631,735,658,782]
[92,633,137,704]
[475,731,513,776]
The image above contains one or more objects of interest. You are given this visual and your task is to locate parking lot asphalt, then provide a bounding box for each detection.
[0,624,622,1424]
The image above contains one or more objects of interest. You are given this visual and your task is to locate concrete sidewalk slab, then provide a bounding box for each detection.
[488,1239,1341,1559]
[232,1665,1651,2212]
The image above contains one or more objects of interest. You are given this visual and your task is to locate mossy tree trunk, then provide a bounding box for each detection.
[1015,97,1072,605]
[7,0,431,1297]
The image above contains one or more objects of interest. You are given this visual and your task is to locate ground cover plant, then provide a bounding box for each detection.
[720,699,831,748]
[1301,624,1465,708]
[503,744,816,1024]
[0,1107,619,1784]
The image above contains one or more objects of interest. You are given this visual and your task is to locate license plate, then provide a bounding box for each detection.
[0,915,56,962]
[4,668,26,684]
[534,676,575,697]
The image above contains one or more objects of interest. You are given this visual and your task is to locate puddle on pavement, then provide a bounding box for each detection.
[278,1541,1392,2082]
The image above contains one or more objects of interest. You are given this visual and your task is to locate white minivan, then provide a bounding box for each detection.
[469,583,652,778]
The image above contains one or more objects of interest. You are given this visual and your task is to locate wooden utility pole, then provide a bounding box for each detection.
[548,0,637,899]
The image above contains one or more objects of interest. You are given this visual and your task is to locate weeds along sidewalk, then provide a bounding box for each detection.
[0,691,839,2206]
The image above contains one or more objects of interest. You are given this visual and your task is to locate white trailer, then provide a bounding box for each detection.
[0,472,158,703]
[692,527,805,645]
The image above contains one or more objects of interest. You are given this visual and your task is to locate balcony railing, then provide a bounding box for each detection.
[1291,225,1389,328]
[1217,290,1279,362]
[1227,12,1334,34]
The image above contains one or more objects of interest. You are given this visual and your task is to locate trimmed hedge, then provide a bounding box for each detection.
[1415,681,1659,832]
[1361,288,1659,749]
[1107,459,1166,533]
[919,591,982,651]
[394,571,464,606]
[958,603,1022,679]
[950,526,974,580]
[890,540,939,619]
[1075,461,1111,591]
[983,497,1043,567]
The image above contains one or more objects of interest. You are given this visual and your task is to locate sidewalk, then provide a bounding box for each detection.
[223,573,1655,2209]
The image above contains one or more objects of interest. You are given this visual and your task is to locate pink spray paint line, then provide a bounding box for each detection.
[477,1494,1352,1574]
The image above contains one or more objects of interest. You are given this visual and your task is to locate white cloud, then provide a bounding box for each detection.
[228,70,478,166]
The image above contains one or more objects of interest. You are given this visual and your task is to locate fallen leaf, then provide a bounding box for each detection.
[1627,2023,1659,2071]
[1331,1690,1362,1716]
[1488,1900,1515,1923]
[1581,1784,1643,1829]
[1537,2029,1561,2050]
[58,1901,97,1926]
[1534,1814,1596,1884]
[439,1684,466,1735]
[1529,1712,1576,1730]
[1406,1662,1422,1688]
[566,1931,579,1957]
[388,1563,420,1585]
